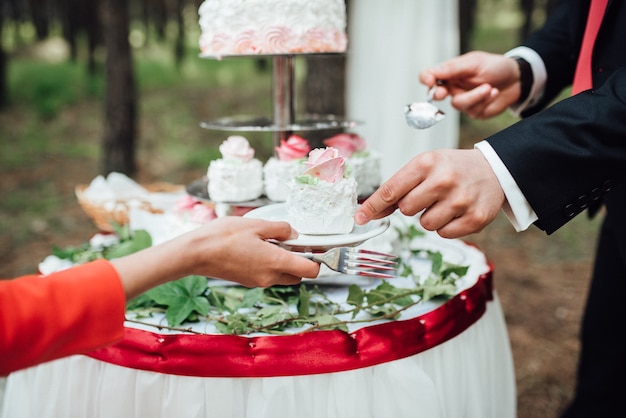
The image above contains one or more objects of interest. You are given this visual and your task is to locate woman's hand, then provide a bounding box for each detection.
[113,217,321,299]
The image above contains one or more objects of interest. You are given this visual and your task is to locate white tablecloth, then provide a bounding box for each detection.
[1,296,513,418]
[0,235,515,418]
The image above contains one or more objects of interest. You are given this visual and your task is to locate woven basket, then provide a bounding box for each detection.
[75,182,184,232]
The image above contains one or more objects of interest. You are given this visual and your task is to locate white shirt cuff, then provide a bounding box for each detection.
[505,46,547,116]
[474,140,538,231]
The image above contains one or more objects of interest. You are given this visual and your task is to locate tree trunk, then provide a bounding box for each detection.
[302,55,346,149]
[174,0,185,68]
[519,0,535,41]
[28,0,50,40]
[99,0,137,176]
[459,0,477,53]
[0,4,7,109]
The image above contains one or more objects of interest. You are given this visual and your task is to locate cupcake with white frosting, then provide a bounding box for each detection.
[207,136,264,202]
[286,147,357,235]
[324,133,381,197]
[263,135,311,202]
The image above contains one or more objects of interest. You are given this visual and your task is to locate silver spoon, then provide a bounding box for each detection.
[404,81,445,129]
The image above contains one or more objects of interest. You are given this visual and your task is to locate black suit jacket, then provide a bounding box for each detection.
[486,0,626,234]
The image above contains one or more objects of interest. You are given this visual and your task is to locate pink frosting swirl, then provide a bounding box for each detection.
[323,133,367,158]
[302,147,345,183]
[233,30,259,54]
[206,33,230,54]
[219,136,255,162]
[261,26,291,53]
[304,28,327,52]
[275,135,311,161]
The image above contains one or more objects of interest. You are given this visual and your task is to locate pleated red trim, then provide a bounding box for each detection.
[87,263,494,378]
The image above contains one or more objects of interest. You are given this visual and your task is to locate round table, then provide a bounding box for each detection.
[0,232,516,418]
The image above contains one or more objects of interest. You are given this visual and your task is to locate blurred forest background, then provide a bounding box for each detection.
[0,1,602,417]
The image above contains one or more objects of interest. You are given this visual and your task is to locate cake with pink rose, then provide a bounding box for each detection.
[324,133,381,197]
[197,0,348,58]
[286,147,357,235]
[168,195,217,232]
[207,135,264,202]
[263,134,311,202]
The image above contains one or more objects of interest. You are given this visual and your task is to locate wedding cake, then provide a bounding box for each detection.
[207,136,264,202]
[286,147,357,235]
[198,0,348,57]
[263,134,310,202]
[324,133,381,197]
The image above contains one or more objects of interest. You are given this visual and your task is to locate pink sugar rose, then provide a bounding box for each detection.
[219,136,255,162]
[188,203,217,224]
[174,195,216,224]
[275,135,311,161]
[174,195,201,212]
[323,133,367,158]
[302,147,345,183]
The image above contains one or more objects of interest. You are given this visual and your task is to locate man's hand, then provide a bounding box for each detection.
[420,51,522,119]
[354,149,506,238]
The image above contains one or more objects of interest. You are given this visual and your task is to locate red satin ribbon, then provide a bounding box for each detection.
[572,0,608,95]
[87,263,494,378]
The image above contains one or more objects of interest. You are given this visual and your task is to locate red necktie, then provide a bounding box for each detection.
[572,0,609,95]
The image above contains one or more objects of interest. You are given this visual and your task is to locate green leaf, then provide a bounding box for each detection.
[165,296,207,326]
[145,275,209,326]
[297,285,312,318]
[105,229,152,259]
[429,251,443,275]
[441,265,469,279]
[257,306,291,327]
[223,287,248,312]
[240,287,265,309]
[126,292,155,310]
[313,314,348,332]
[294,174,319,185]
[422,282,457,302]
[346,284,364,306]
[368,305,400,319]
[206,288,226,311]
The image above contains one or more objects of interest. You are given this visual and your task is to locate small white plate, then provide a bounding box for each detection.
[243,203,390,252]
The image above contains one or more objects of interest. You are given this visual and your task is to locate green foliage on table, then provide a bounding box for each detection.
[51,224,152,264]
[125,241,470,334]
[49,221,470,334]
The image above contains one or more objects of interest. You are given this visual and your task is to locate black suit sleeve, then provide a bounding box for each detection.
[521,0,587,116]
[486,67,626,234]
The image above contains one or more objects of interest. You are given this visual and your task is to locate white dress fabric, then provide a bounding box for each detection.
[346,0,460,181]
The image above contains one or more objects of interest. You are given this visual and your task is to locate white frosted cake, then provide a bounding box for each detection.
[286,147,357,235]
[263,135,310,202]
[207,136,264,202]
[324,133,381,197]
[168,195,216,233]
[198,0,348,57]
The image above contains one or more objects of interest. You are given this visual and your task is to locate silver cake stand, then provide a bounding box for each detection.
[193,53,360,208]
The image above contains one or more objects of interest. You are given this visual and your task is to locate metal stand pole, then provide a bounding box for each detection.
[272,55,295,149]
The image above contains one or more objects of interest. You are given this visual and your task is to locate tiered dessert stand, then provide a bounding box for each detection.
[199,54,359,148]
[188,54,360,209]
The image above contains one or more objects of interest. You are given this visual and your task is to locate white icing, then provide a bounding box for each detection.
[263,157,305,202]
[207,158,264,202]
[198,0,347,56]
[286,177,357,235]
[348,151,382,197]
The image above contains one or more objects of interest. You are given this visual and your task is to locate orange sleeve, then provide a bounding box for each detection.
[0,259,126,375]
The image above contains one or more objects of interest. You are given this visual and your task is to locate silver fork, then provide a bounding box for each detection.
[302,248,398,279]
